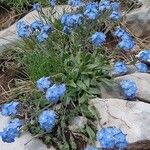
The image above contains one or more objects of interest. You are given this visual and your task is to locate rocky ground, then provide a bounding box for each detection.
[0,0,150,150]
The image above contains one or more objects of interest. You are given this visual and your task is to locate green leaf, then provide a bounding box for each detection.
[67,80,77,88]
[86,125,96,141]
[83,78,90,87]
[79,94,88,104]
[88,87,100,95]
[77,80,87,90]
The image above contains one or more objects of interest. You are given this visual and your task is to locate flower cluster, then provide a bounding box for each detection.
[37,77,66,103]
[33,3,42,12]
[37,77,51,91]
[0,119,22,143]
[1,101,19,116]
[61,13,83,33]
[49,0,57,7]
[135,63,148,73]
[68,0,82,7]
[120,80,137,99]
[38,110,56,132]
[84,2,99,20]
[91,32,106,47]
[113,61,127,75]
[114,27,135,51]
[16,21,30,38]
[16,20,53,42]
[97,127,128,150]
[99,0,110,11]
[137,50,150,62]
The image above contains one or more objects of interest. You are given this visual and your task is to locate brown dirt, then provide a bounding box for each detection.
[0,69,16,103]
[127,140,150,150]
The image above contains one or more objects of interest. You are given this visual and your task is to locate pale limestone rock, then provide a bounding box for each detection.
[90,98,150,144]
[0,114,55,150]
[0,5,74,51]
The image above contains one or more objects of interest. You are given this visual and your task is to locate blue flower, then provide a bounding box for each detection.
[46,84,66,103]
[111,2,120,11]
[135,63,148,73]
[37,32,48,43]
[16,21,30,38]
[84,2,99,20]
[1,101,19,116]
[120,80,137,99]
[49,0,57,7]
[118,37,135,51]
[99,0,110,11]
[85,146,98,150]
[138,50,150,62]
[38,110,56,132]
[63,26,72,35]
[36,77,51,91]
[30,21,43,31]
[114,61,127,75]
[68,0,82,7]
[41,24,53,33]
[110,11,121,21]
[91,32,106,47]
[97,127,128,149]
[0,119,22,143]
[113,27,125,38]
[33,3,42,12]
[61,13,83,28]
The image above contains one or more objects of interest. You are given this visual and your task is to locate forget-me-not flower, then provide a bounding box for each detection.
[49,0,57,7]
[38,110,56,132]
[0,119,22,143]
[111,2,120,11]
[84,2,99,20]
[16,21,30,38]
[46,84,66,103]
[99,0,110,11]
[91,32,106,47]
[30,21,43,31]
[137,50,150,62]
[118,37,135,51]
[113,61,127,75]
[120,80,137,99]
[61,13,83,28]
[1,101,19,116]
[68,0,82,7]
[33,3,42,12]
[110,11,121,21]
[97,127,128,149]
[135,63,148,73]
[36,77,51,91]
[37,32,49,43]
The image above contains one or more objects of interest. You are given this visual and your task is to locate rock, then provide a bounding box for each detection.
[126,2,150,38]
[0,114,55,150]
[0,5,74,51]
[101,73,150,103]
[90,98,150,144]
[69,116,87,131]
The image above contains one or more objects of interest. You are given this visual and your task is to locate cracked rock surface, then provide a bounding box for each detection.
[101,73,150,103]
[90,98,150,143]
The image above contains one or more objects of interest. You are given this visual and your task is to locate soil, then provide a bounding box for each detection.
[0,69,16,103]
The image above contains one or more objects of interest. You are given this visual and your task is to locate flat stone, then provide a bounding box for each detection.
[126,3,150,38]
[90,98,150,144]
[69,116,87,131]
[0,5,74,51]
[101,73,150,103]
[0,114,55,150]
